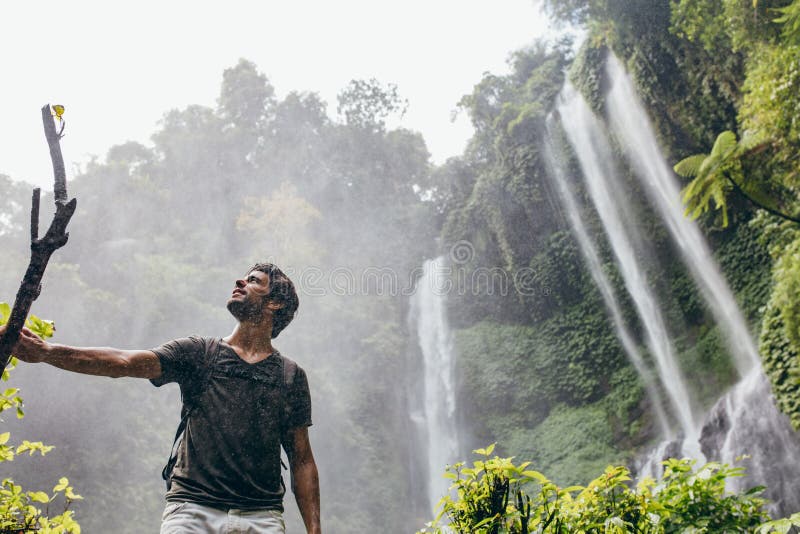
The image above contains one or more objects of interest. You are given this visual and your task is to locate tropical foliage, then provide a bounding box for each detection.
[0,303,82,533]
[419,445,800,534]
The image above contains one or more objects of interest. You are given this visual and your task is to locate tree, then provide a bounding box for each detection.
[336,78,408,131]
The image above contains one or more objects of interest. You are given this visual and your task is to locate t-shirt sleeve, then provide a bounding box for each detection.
[286,366,312,428]
[149,336,205,387]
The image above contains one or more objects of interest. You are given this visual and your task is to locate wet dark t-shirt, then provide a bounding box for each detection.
[150,336,312,511]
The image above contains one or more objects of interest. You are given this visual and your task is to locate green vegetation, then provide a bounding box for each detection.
[419,445,800,533]
[435,0,800,519]
[0,304,82,533]
[2,1,800,530]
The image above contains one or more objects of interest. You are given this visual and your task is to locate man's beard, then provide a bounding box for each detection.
[227,297,265,322]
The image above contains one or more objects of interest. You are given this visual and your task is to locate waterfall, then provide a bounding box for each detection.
[409,257,460,512]
[555,83,699,442]
[543,121,671,438]
[700,368,800,514]
[604,55,760,376]
[547,53,800,515]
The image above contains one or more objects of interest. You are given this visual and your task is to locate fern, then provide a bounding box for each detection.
[774,0,800,44]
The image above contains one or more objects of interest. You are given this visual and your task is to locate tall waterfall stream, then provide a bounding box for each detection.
[409,53,800,519]
[546,54,800,515]
[409,257,460,513]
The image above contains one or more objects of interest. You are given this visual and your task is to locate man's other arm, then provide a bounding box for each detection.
[286,426,321,534]
[1,325,161,379]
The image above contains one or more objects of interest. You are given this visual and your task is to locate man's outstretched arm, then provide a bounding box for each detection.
[0,325,161,379]
[286,426,321,534]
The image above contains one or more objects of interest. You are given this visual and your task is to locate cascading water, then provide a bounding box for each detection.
[409,257,460,512]
[555,82,699,444]
[604,55,760,376]
[701,369,800,513]
[543,123,671,438]
[547,53,800,515]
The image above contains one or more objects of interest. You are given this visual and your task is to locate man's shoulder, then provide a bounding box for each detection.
[274,352,308,387]
[151,336,220,364]
[149,336,217,387]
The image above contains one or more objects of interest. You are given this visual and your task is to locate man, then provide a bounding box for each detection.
[4,262,321,534]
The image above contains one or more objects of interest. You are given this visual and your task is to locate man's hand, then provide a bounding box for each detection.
[285,426,321,534]
[0,325,49,363]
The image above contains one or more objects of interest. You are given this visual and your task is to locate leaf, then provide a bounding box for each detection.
[674,154,707,178]
[53,477,69,492]
[64,487,82,500]
[29,491,50,503]
[0,432,10,445]
[710,131,738,161]
[25,315,55,339]
[0,303,10,324]
[521,470,549,484]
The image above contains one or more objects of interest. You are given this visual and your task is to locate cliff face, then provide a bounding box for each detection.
[438,0,800,490]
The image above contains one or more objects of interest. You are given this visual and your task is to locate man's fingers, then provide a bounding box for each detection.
[20,327,37,339]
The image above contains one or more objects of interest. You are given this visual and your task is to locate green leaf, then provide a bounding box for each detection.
[710,130,738,161]
[521,470,549,484]
[674,154,707,178]
[53,477,69,492]
[28,491,50,503]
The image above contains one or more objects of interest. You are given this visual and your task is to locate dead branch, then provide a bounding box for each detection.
[0,105,77,373]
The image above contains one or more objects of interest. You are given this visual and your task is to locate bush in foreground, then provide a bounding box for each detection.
[0,303,82,533]
[419,444,800,533]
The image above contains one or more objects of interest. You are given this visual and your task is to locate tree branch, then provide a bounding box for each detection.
[0,105,77,374]
[723,170,800,224]
[43,105,68,203]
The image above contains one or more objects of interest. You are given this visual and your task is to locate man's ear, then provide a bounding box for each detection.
[266,299,285,312]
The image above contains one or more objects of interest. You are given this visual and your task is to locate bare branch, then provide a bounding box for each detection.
[41,105,67,203]
[31,188,40,242]
[723,171,800,225]
[0,105,77,374]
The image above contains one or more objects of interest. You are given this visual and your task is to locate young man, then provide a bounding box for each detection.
[4,262,321,534]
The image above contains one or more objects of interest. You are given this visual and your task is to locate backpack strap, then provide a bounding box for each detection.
[161,337,222,490]
[278,353,298,471]
[280,353,298,433]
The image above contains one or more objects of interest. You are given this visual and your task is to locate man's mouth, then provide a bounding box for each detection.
[232,289,245,297]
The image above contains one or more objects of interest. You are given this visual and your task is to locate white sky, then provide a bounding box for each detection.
[2,0,553,190]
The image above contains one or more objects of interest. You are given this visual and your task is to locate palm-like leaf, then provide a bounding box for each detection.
[674,154,707,178]
[774,0,800,43]
[677,131,740,227]
[709,130,738,161]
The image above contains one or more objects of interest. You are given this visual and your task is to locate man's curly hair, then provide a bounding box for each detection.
[249,262,299,339]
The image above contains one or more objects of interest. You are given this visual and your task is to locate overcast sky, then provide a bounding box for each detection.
[2,0,553,190]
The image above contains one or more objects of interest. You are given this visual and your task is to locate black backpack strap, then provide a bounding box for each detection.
[279,354,298,471]
[161,337,222,489]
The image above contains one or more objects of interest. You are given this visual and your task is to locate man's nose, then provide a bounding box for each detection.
[235,278,246,288]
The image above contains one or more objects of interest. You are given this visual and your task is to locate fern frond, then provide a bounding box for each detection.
[674,154,707,178]
[710,131,738,161]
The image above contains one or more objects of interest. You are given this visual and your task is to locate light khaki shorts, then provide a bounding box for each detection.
[160,501,285,534]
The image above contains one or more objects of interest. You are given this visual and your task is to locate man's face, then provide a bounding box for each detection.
[227,270,271,322]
